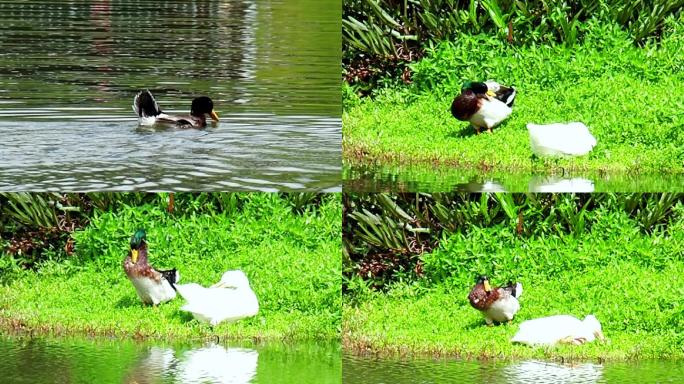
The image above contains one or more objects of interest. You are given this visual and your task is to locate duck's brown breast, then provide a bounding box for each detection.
[468,283,501,311]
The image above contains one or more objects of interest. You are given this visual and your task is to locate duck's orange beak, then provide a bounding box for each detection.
[210,110,219,122]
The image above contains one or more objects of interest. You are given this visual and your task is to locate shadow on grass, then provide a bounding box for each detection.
[115,295,143,309]
[446,124,477,138]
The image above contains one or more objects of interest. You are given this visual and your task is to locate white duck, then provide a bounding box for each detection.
[511,314,605,346]
[176,270,259,326]
[527,122,597,156]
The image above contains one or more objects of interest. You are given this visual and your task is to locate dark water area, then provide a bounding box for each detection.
[0,0,341,191]
[344,164,684,193]
[344,353,684,383]
[0,334,341,383]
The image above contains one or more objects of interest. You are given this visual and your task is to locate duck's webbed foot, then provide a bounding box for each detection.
[472,125,481,135]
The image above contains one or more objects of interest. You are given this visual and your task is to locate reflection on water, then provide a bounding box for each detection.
[529,177,594,193]
[343,354,684,383]
[505,360,603,384]
[0,335,340,384]
[126,345,258,384]
[0,0,341,191]
[344,164,684,193]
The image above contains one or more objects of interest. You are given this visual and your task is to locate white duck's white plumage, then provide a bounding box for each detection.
[511,314,605,346]
[176,270,259,326]
[527,122,597,156]
[470,98,513,131]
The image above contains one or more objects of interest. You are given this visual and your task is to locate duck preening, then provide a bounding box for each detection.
[175,270,259,326]
[527,122,597,156]
[511,314,605,346]
[123,229,179,305]
[133,90,219,128]
[468,275,522,325]
[451,80,516,134]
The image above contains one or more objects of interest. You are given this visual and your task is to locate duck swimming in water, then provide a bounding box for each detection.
[123,229,179,305]
[451,80,516,134]
[468,275,522,325]
[133,90,219,128]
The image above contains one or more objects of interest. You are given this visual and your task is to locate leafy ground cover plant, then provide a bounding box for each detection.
[0,193,341,341]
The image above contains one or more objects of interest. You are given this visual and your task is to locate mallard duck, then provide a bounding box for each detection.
[451,80,516,134]
[123,229,179,305]
[468,275,522,325]
[132,89,219,128]
[527,122,596,156]
[511,314,605,346]
[175,270,259,325]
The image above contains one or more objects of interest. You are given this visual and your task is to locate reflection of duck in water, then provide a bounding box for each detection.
[178,345,258,384]
[133,90,219,128]
[125,345,258,384]
[529,177,594,192]
[504,360,603,384]
[176,270,259,326]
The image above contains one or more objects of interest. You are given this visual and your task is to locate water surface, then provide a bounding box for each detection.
[344,164,684,193]
[0,0,341,191]
[344,354,684,383]
[0,334,340,383]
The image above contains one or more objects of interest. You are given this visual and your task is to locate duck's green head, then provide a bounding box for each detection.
[129,229,147,263]
[191,96,219,122]
[461,81,488,94]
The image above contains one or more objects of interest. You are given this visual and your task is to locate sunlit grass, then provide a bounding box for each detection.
[343,21,684,175]
[343,209,684,360]
[0,194,341,342]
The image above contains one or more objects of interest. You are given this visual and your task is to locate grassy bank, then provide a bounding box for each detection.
[343,194,684,361]
[343,19,684,174]
[0,194,341,341]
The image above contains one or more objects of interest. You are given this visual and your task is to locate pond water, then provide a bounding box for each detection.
[0,334,340,383]
[0,0,341,192]
[343,354,684,383]
[344,164,684,193]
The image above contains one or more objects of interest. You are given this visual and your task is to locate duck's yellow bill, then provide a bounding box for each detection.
[210,110,220,121]
[486,90,496,97]
[483,280,492,292]
[131,249,139,263]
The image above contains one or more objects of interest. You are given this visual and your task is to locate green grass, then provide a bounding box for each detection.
[343,208,684,361]
[0,194,341,342]
[343,19,684,175]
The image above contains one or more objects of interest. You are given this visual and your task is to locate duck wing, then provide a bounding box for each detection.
[156,268,180,290]
[133,90,162,118]
[501,282,523,299]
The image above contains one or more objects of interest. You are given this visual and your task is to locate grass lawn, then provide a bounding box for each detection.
[0,194,341,341]
[343,208,684,361]
[343,22,684,175]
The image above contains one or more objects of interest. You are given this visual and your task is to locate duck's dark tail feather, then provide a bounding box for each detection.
[133,89,161,117]
[496,86,516,107]
[157,268,180,290]
[503,281,523,298]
